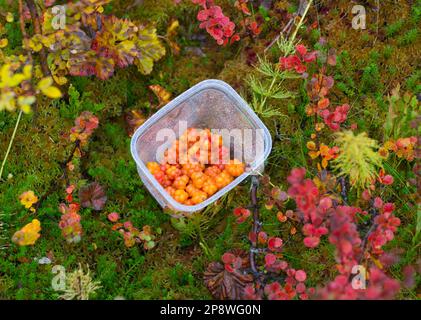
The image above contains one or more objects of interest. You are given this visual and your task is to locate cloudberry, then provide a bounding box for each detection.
[153,170,165,184]
[173,189,189,204]
[214,171,233,189]
[205,165,221,177]
[173,175,189,190]
[202,180,218,196]
[147,162,161,175]
[225,159,245,177]
[165,186,176,197]
[182,162,204,177]
[166,165,182,179]
[161,175,173,188]
[191,171,209,189]
[186,183,200,196]
[191,190,208,204]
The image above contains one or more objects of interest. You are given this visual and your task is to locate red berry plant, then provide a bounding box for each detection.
[190,0,263,45]
[204,38,418,300]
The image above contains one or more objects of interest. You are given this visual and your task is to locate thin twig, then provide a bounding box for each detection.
[25,0,50,76]
[289,0,314,44]
[18,0,33,64]
[265,0,310,52]
[358,203,379,264]
[249,175,261,275]
[0,111,23,181]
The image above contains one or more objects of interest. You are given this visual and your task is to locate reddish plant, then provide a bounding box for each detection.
[193,0,239,45]
[279,44,317,74]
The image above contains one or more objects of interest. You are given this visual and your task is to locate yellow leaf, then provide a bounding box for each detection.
[42,85,62,99]
[20,104,32,114]
[166,20,179,38]
[18,96,36,114]
[149,84,171,107]
[53,75,68,85]
[22,65,32,80]
[308,151,320,159]
[0,38,8,48]
[19,190,38,208]
[37,77,53,90]
[6,12,14,23]
[12,219,41,246]
[8,73,26,87]
[306,141,317,150]
[28,39,43,52]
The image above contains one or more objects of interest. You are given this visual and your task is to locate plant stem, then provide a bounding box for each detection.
[249,175,261,275]
[0,110,23,181]
[25,0,50,76]
[290,0,313,44]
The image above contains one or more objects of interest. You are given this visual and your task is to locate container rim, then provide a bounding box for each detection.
[130,79,272,212]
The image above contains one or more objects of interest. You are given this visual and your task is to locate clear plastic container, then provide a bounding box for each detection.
[130,79,272,213]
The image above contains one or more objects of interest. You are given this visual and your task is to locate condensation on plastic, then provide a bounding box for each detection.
[130,79,272,213]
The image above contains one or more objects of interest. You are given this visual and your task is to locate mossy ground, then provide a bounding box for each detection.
[0,0,420,299]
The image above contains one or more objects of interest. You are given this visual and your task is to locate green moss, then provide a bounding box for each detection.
[397,28,419,46]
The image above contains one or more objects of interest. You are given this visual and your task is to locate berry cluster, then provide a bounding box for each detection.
[147,128,245,205]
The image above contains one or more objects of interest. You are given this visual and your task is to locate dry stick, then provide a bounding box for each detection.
[249,175,262,275]
[289,0,313,44]
[18,0,32,64]
[264,0,312,53]
[358,204,379,264]
[25,0,50,76]
[373,0,380,46]
[0,111,23,181]
[264,17,295,53]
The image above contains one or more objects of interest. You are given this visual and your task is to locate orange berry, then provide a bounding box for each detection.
[173,175,189,190]
[147,162,161,175]
[191,171,209,189]
[160,163,170,172]
[202,180,218,196]
[165,186,176,197]
[173,189,189,204]
[166,165,182,179]
[191,190,208,204]
[204,165,221,178]
[161,175,173,188]
[214,171,233,189]
[182,162,204,177]
[225,159,245,177]
[186,184,200,196]
[184,199,194,206]
[153,170,165,184]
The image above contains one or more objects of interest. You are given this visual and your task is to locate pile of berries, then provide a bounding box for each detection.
[147,128,245,205]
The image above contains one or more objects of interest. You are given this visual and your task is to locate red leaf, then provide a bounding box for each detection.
[265,253,277,266]
[295,270,307,282]
[79,182,107,211]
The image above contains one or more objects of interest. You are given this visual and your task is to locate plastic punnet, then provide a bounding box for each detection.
[130,79,272,213]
